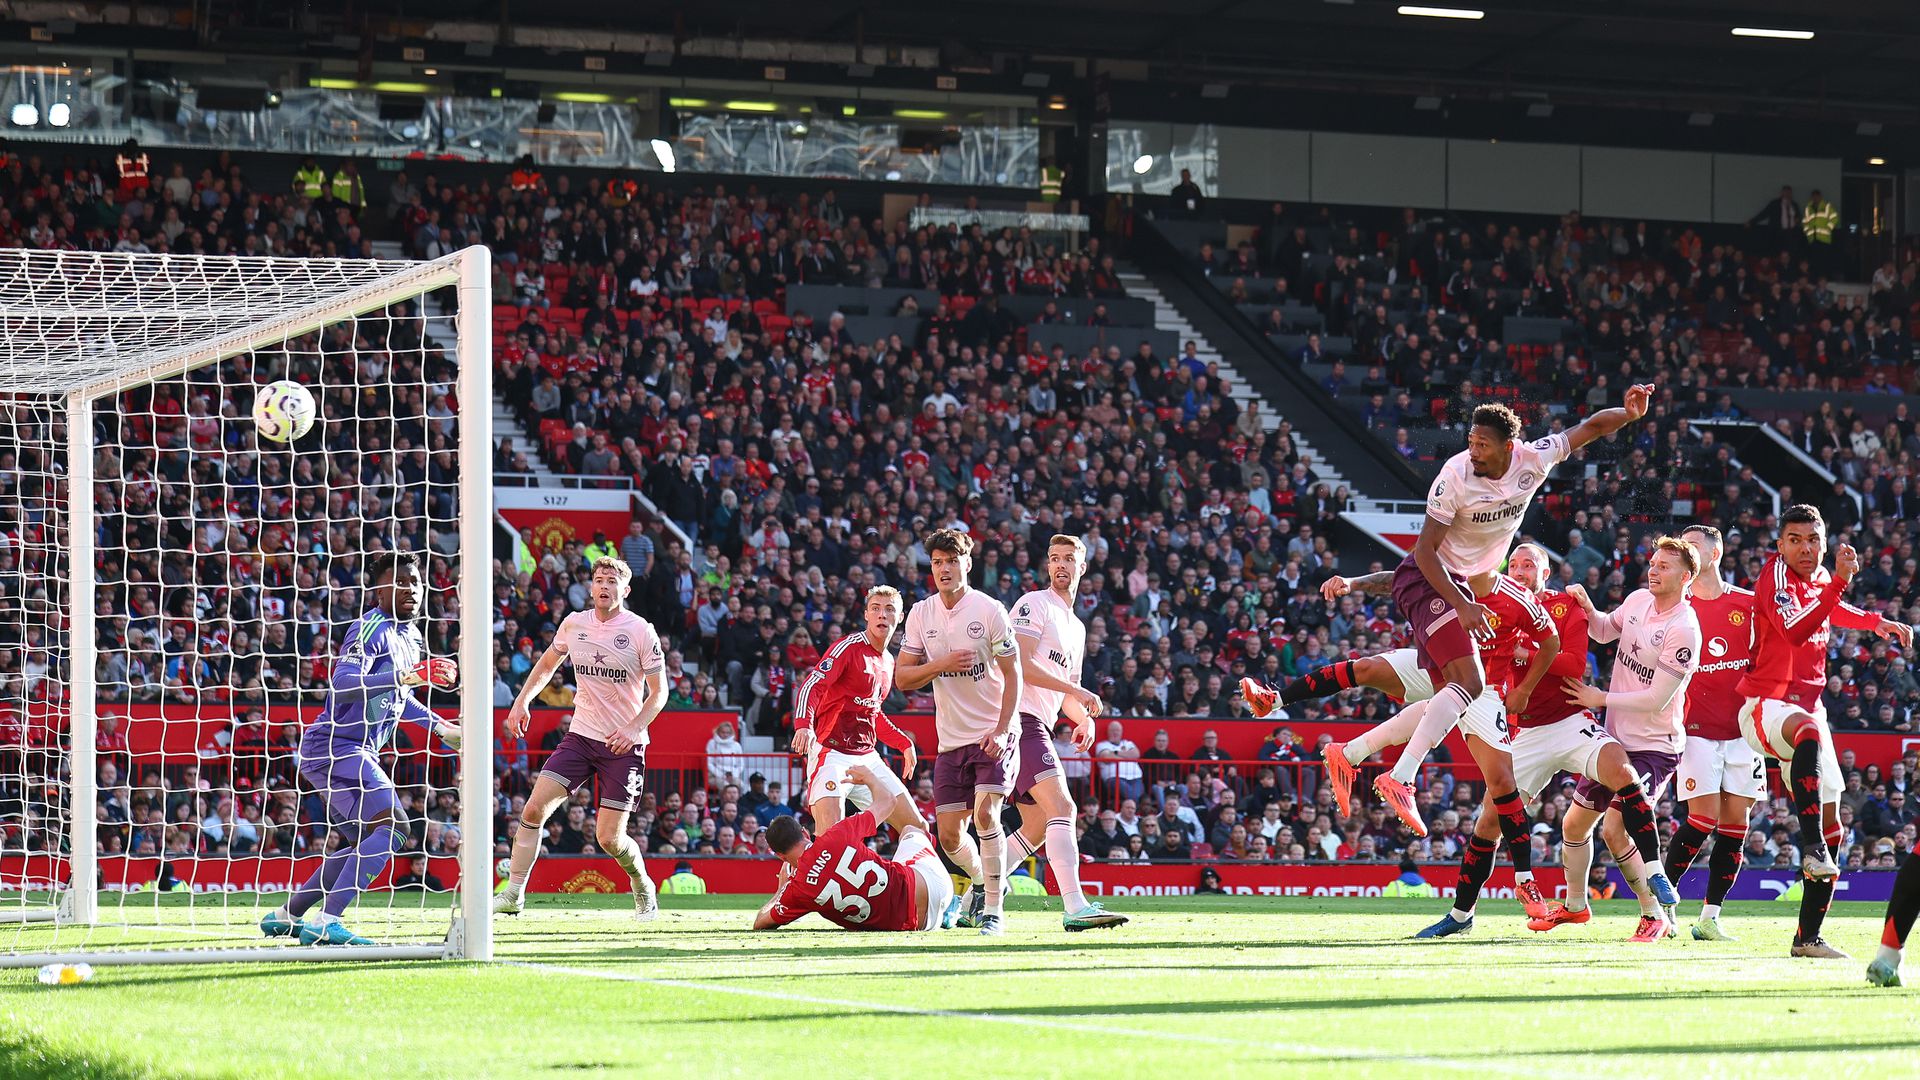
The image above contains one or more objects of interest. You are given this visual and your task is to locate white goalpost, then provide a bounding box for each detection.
[0,247,493,966]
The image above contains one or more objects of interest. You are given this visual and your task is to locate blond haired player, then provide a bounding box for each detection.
[494,557,669,920]
[1530,537,1701,942]
[791,587,917,831]
[1003,535,1128,931]
[894,528,1023,936]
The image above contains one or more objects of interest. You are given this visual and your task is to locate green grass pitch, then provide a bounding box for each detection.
[1,896,1913,1079]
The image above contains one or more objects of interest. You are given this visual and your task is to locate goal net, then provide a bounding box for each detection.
[0,247,493,966]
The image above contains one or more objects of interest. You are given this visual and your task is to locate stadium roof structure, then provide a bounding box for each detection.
[372,0,1920,114]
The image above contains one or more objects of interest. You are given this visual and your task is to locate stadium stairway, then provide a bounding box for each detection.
[372,240,556,481]
[1119,266,1376,509]
[1116,261,1419,515]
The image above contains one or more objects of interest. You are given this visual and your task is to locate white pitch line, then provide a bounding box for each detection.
[506,960,1534,1076]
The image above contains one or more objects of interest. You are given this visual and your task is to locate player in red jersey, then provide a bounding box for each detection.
[1504,542,1679,940]
[1658,525,1761,942]
[791,586,917,831]
[1735,505,1912,959]
[1242,564,1559,928]
[754,763,953,933]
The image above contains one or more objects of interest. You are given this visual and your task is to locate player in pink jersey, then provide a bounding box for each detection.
[1373,391,1649,835]
[1536,537,1701,942]
[791,586,917,831]
[753,763,953,933]
[494,557,669,921]
[1004,535,1127,932]
[895,528,1022,936]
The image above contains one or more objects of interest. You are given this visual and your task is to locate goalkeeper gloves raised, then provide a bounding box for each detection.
[400,657,459,690]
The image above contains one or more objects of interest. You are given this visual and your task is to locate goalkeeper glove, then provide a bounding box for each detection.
[432,720,463,752]
[400,657,459,690]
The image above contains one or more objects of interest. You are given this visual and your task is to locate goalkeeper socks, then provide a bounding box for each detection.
[1451,835,1497,918]
[1044,817,1087,913]
[978,828,1005,917]
[287,822,365,918]
[1666,814,1715,878]
[1344,703,1425,766]
[1389,684,1472,785]
[1490,790,1532,876]
[1789,738,1827,856]
[1879,850,1920,958]
[1281,661,1358,706]
[1561,835,1594,912]
[1706,824,1748,908]
[1613,782,1663,867]
[323,823,400,918]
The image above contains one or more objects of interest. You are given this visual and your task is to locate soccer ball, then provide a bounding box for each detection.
[496,858,513,881]
[253,380,316,442]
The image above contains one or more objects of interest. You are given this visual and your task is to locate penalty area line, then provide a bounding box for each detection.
[505,960,1530,1075]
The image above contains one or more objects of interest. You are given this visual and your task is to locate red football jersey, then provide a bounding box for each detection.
[793,633,909,755]
[1736,555,1881,709]
[1510,589,1591,728]
[1477,575,1556,692]
[764,811,918,932]
[1685,585,1755,740]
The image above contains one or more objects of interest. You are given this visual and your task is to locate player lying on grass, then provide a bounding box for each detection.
[1531,537,1701,942]
[753,764,955,932]
[260,552,461,946]
[1244,563,1557,931]
[493,557,670,921]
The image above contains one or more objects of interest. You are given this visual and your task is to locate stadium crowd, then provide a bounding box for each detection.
[0,140,1916,884]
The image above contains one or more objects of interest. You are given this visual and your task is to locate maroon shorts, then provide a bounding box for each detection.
[932,741,1016,814]
[1573,748,1681,814]
[540,731,647,812]
[1012,713,1062,805]
[1390,553,1481,676]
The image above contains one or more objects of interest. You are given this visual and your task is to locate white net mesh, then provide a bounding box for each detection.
[0,249,486,963]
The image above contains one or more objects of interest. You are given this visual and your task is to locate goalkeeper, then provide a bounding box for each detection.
[260,552,461,946]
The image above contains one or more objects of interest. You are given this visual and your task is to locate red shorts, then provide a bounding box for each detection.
[1390,554,1482,679]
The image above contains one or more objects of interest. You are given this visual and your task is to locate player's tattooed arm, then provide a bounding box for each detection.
[1321,571,1392,601]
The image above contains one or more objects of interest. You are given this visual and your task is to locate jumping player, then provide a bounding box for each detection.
[1534,536,1702,942]
[1241,563,1556,929]
[1372,389,1651,834]
[493,557,669,921]
[1661,524,1762,941]
[753,763,954,933]
[1003,534,1128,931]
[791,586,917,832]
[1736,505,1911,959]
[1499,541,1679,940]
[261,552,462,946]
[894,528,1023,936]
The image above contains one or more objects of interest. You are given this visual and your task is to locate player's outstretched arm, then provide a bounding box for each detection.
[1564,383,1653,452]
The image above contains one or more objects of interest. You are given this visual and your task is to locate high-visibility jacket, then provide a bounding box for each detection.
[1804,198,1838,244]
[1040,165,1063,202]
[293,166,326,198]
[329,171,363,206]
[658,870,707,895]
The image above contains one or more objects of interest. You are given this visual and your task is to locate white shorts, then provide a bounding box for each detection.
[1738,697,1840,803]
[1675,735,1767,803]
[895,829,952,932]
[1383,648,1434,703]
[806,746,909,810]
[1457,687,1511,750]
[1510,711,1614,801]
